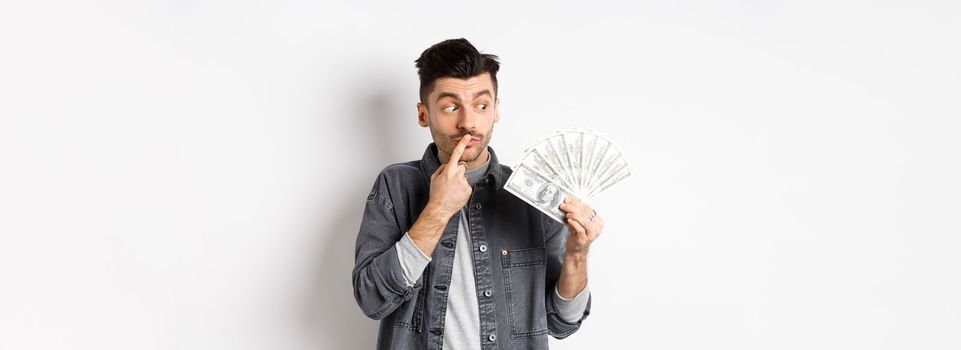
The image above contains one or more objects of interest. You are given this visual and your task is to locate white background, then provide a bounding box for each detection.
[2,1,959,349]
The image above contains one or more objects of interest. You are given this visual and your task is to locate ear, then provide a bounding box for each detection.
[417,102,429,128]
[493,98,501,123]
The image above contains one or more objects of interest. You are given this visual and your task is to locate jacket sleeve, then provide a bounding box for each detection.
[542,214,592,339]
[351,172,425,320]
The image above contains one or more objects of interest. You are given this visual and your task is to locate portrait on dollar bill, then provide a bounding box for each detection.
[536,183,562,209]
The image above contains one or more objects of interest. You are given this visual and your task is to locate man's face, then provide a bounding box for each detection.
[417,73,500,167]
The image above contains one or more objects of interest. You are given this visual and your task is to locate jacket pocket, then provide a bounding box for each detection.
[393,265,427,333]
[501,247,549,338]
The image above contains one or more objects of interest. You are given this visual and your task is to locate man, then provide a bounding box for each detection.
[352,38,604,350]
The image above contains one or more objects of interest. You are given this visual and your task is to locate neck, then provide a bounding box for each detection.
[466,150,491,171]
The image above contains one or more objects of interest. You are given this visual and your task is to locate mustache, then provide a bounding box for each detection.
[453,133,483,140]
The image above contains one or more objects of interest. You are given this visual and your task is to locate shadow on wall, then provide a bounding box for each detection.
[300,63,421,349]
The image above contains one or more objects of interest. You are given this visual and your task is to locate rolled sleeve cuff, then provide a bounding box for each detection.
[394,231,432,287]
[553,285,591,323]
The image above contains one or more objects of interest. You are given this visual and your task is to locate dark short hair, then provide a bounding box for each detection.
[415,38,500,106]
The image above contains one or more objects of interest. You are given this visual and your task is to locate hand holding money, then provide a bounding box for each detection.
[558,196,603,256]
[506,128,631,224]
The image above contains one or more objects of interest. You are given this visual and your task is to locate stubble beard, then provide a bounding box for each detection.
[433,127,495,164]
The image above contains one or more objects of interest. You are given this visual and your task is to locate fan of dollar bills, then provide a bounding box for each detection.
[505,128,632,223]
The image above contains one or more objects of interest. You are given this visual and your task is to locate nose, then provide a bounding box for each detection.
[457,108,478,132]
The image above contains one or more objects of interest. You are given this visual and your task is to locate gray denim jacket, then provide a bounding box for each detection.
[352,143,591,349]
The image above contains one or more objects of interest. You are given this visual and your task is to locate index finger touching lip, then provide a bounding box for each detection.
[448,134,472,166]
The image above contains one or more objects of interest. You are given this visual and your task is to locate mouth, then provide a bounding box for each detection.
[454,135,482,146]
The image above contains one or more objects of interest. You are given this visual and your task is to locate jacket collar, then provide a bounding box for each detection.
[421,143,506,189]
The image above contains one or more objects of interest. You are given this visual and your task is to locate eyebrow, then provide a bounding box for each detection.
[434,89,492,104]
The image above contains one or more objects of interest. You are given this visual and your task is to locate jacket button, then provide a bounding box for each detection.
[501,249,508,256]
[474,203,482,210]
[484,289,492,297]
[479,244,487,253]
[488,333,496,342]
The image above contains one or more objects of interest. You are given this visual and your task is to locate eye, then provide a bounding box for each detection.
[443,105,457,112]
[477,103,487,110]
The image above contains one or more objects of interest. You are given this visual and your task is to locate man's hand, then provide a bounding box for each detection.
[406,135,474,257]
[556,196,602,299]
[427,135,474,218]
[558,196,604,257]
